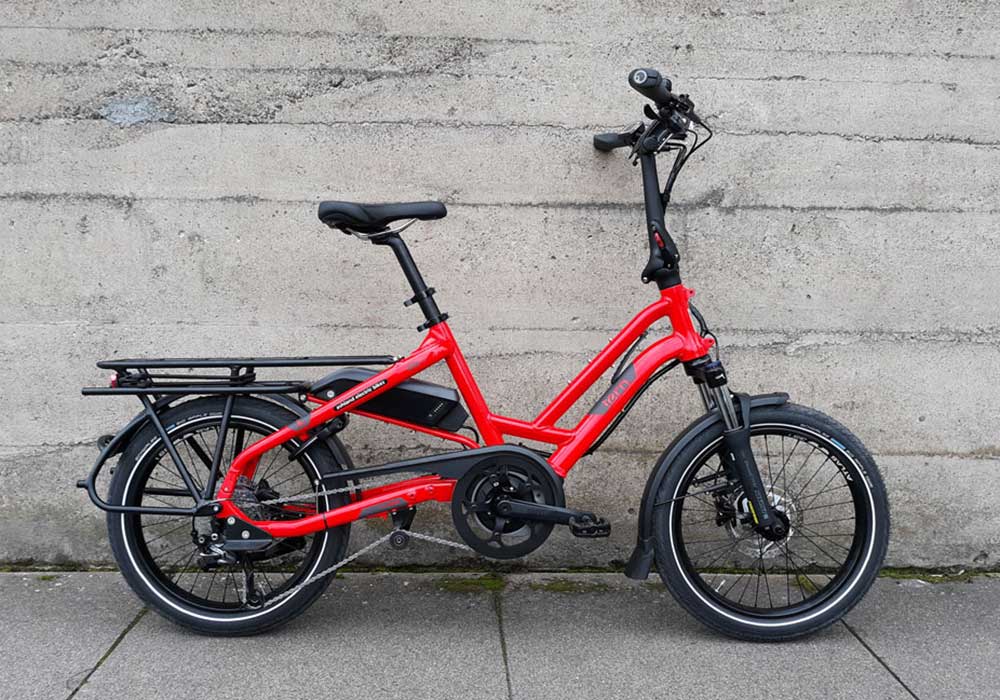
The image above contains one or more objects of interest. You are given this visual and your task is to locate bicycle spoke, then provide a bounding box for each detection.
[698,534,754,570]
[797,500,855,513]
[791,454,833,503]
[177,440,205,493]
[783,445,819,491]
[147,473,185,490]
[797,473,846,512]
[767,439,803,492]
[205,571,218,600]
[798,525,854,553]
[794,529,844,567]
[781,436,788,495]
[761,553,774,608]
[144,521,191,545]
[752,552,763,608]
[783,543,827,598]
[171,550,198,584]
[153,540,192,562]
[141,515,187,528]
[785,540,792,603]
[183,436,213,471]
[187,566,203,594]
[804,516,856,527]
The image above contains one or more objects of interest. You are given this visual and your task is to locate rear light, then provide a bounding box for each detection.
[108,374,119,388]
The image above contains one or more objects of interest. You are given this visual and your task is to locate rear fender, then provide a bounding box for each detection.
[261,394,355,470]
[76,395,188,512]
[624,392,789,580]
[76,394,353,511]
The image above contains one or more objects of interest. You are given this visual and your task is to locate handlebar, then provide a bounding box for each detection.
[593,131,633,152]
[592,68,704,154]
[590,68,714,289]
[628,68,673,105]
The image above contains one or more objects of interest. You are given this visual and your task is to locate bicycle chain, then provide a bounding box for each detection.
[210,479,364,508]
[262,529,472,609]
[209,475,474,610]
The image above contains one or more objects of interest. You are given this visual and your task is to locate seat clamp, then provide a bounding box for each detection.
[404,287,436,308]
[417,313,449,332]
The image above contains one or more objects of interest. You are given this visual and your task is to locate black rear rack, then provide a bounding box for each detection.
[78,354,399,515]
[95,355,396,370]
[82,355,397,396]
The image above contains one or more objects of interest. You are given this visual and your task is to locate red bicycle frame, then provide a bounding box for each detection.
[214,284,714,538]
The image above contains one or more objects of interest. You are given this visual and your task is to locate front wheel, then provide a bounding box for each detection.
[651,402,889,641]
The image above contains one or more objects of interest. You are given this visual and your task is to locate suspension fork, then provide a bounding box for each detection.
[684,356,786,539]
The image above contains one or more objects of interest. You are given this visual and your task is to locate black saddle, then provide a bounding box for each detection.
[318,200,447,233]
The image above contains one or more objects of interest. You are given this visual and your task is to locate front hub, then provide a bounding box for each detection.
[726,485,798,558]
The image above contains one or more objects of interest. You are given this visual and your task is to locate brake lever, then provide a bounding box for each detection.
[675,93,708,128]
[626,121,647,165]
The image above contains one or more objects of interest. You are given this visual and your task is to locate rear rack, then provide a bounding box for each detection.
[82,355,397,396]
[95,355,396,370]
[77,354,399,514]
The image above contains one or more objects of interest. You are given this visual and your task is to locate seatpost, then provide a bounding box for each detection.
[374,234,448,331]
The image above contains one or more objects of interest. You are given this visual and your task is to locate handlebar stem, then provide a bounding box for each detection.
[639,153,681,289]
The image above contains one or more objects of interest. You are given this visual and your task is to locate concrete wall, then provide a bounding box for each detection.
[1,1,997,569]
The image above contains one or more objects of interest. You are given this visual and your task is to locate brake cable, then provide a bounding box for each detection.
[611,330,648,382]
[689,302,720,361]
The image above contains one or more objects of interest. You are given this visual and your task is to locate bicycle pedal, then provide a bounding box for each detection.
[569,516,611,538]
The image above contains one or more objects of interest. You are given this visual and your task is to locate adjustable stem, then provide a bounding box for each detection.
[639,154,681,289]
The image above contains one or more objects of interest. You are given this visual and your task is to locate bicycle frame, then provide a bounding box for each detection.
[213,283,714,538]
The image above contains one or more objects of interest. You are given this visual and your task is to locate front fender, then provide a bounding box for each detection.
[624,392,788,580]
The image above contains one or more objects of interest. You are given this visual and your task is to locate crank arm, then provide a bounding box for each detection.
[493,499,596,526]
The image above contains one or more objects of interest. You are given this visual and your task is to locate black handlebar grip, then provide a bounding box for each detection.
[628,68,673,105]
[593,132,631,152]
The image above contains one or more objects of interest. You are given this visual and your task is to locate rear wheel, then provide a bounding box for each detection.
[651,403,889,641]
[106,397,351,635]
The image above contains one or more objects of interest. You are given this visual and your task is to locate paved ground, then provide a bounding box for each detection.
[0,571,995,700]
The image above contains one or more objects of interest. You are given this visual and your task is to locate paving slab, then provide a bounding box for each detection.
[0,572,142,700]
[846,576,1000,699]
[501,574,910,700]
[5,571,1000,700]
[76,573,508,700]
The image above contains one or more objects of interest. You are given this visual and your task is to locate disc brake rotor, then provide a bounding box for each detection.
[726,484,799,559]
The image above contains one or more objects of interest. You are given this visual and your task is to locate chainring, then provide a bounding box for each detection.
[450,454,564,559]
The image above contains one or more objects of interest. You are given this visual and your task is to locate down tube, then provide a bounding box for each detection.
[548,334,685,475]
